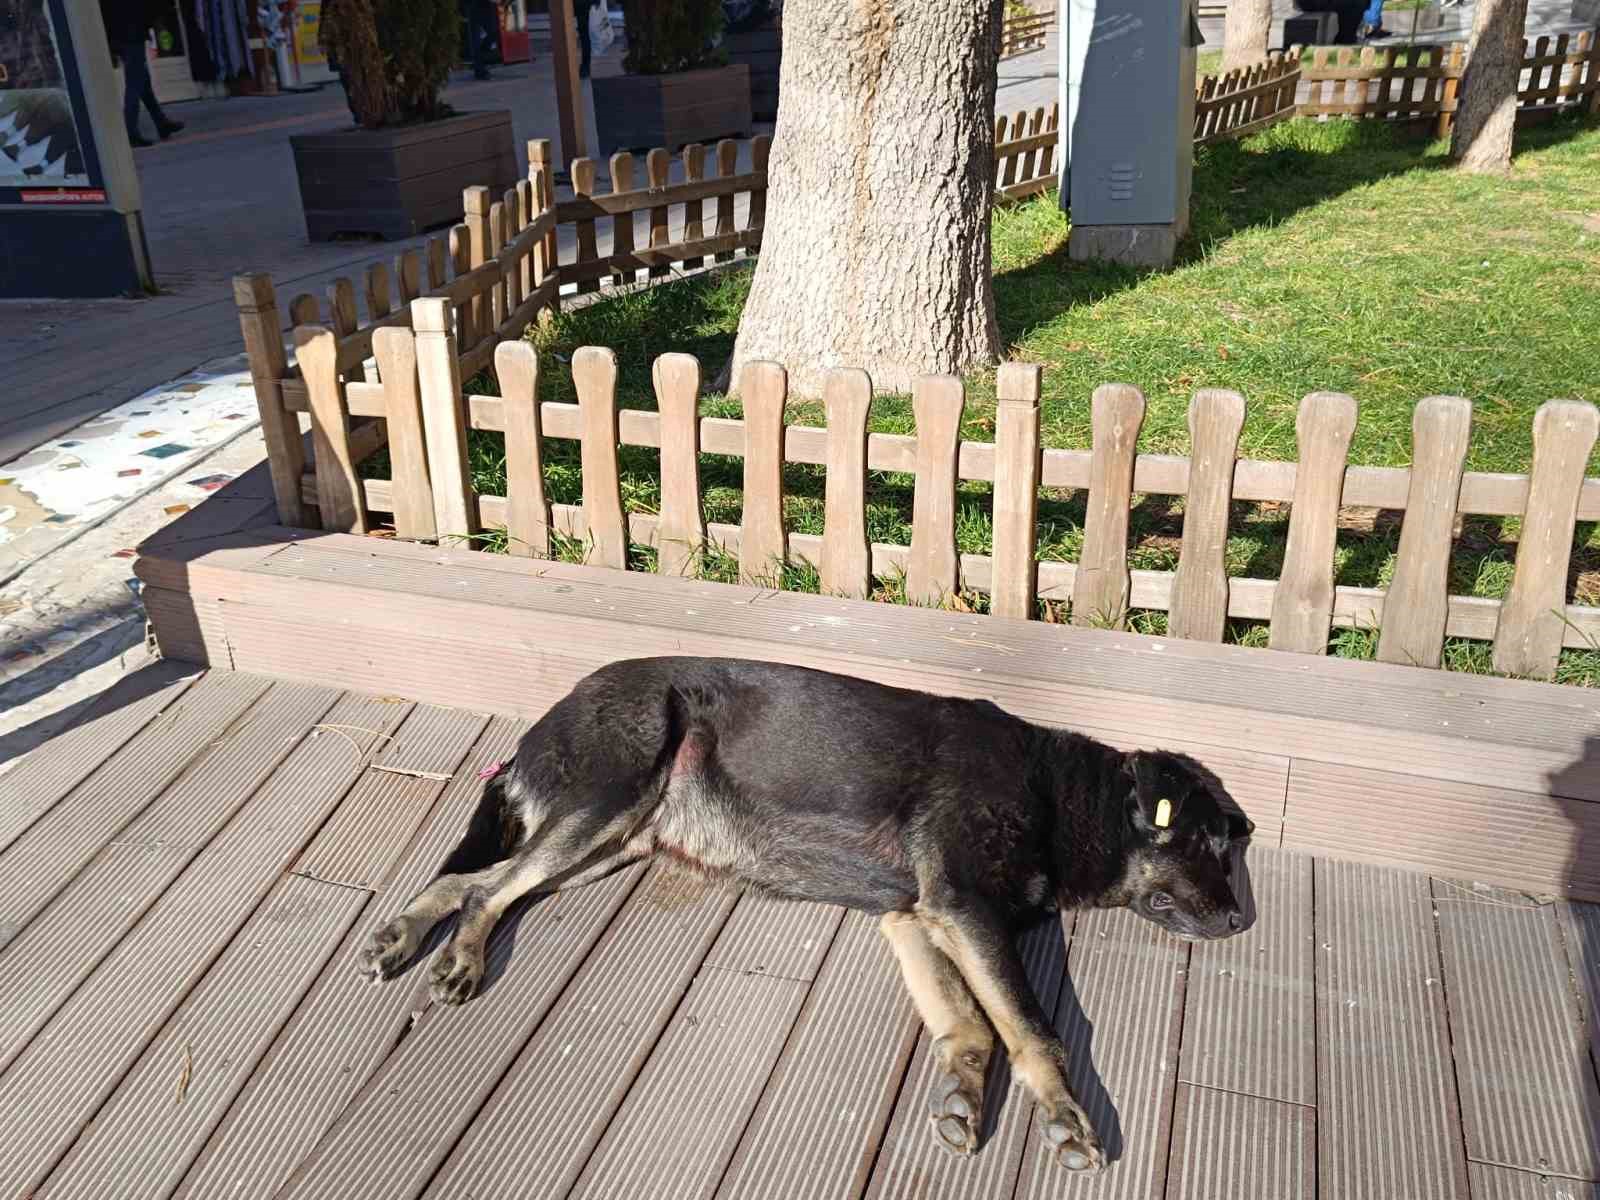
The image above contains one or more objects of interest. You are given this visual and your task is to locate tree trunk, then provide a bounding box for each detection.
[1221,0,1273,72]
[1450,0,1529,173]
[727,0,1003,398]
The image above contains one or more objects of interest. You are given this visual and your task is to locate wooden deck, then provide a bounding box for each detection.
[2,664,1598,1199]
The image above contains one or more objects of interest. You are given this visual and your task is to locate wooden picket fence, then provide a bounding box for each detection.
[235,134,771,529]
[287,320,1600,682]
[1299,33,1600,135]
[1195,50,1302,144]
[1000,5,1053,59]
[995,103,1060,201]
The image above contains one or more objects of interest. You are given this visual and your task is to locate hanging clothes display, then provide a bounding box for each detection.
[202,0,250,78]
[183,0,219,82]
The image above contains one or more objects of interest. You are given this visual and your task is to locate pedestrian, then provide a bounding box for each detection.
[1359,0,1391,38]
[576,0,594,78]
[99,0,184,147]
[467,0,499,80]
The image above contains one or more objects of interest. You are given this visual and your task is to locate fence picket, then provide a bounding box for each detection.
[654,353,705,577]
[1073,384,1146,628]
[906,375,965,606]
[991,363,1042,621]
[288,293,319,325]
[1492,400,1599,678]
[750,135,771,245]
[739,361,789,582]
[464,185,494,334]
[426,236,448,291]
[682,143,707,269]
[647,148,671,279]
[820,368,873,600]
[1269,392,1357,654]
[395,250,422,304]
[1168,389,1246,642]
[496,340,550,558]
[1376,396,1473,668]
[232,273,308,527]
[371,327,436,542]
[449,223,475,349]
[515,179,534,296]
[411,298,478,542]
[715,139,739,263]
[572,158,600,295]
[609,153,636,288]
[365,262,392,321]
[574,346,628,569]
[294,324,367,534]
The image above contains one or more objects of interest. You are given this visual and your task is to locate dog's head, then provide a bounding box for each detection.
[1109,750,1253,941]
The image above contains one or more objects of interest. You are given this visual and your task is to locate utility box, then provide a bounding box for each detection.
[1059,0,1200,267]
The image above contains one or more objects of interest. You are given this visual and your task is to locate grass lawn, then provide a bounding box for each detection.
[378,114,1600,682]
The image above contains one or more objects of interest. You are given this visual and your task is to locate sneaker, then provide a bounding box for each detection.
[129,133,154,148]
[156,119,185,139]
[474,69,492,80]
[1361,23,1392,37]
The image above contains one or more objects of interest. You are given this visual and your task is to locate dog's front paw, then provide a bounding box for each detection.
[1039,1101,1105,1173]
[928,1068,981,1155]
[356,917,417,982]
[428,944,484,1006]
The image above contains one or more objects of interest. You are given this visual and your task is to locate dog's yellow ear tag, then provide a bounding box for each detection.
[1154,798,1173,828]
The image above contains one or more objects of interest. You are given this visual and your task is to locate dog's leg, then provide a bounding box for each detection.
[919,898,1104,1173]
[427,814,645,1005]
[880,912,995,1157]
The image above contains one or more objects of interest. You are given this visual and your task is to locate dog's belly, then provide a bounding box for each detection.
[645,779,918,913]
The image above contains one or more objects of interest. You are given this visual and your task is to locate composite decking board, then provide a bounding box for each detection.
[1315,859,1470,1200]
[863,915,1072,1200]
[1556,900,1600,1070]
[1431,880,1600,1180]
[1284,760,1600,900]
[417,872,739,1200]
[172,719,535,1200]
[566,967,810,1199]
[1179,847,1315,1105]
[1468,1162,1600,1199]
[290,705,489,888]
[0,671,272,953]
[1164,1084,1315,1200]
[0,660,196,844]
[0,692,410,1198]
[282,863,691,1200]
[701,891,844,982]
[1012,908,1190,1200]
[200,562,1592,810]
[241,536,1600,758]
[37,876,368,1200]
[715,910,921,1200]
[0,682,340,1076]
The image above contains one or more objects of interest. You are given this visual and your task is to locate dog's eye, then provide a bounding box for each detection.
[1149,892,1174,911]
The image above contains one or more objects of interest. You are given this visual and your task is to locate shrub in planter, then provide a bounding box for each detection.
[292,0,516,240]
[598,0,752,154]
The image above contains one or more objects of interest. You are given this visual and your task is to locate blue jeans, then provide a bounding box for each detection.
[1361,0,1384,26]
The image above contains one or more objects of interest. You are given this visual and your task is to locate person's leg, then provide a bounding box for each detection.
[117,38,148,141]
[578,0,592,77]
[472,3,493,78]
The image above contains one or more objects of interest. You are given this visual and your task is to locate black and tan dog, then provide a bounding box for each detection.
[359,656,1253,1172]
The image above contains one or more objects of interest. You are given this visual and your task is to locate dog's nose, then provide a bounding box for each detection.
[1227,910,1244,933]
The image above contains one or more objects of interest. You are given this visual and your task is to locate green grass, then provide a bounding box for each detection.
[370,113,1600,683]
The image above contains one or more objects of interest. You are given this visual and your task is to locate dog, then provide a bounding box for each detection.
[358,656,1254,1173]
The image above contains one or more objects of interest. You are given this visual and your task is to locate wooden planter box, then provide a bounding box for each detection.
[724,26,781,121]
[290,111,517,242]
[593,64,753,155]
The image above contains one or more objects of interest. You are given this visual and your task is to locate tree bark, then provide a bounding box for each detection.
[727,0,1004,398]
[1450,0,1529,173]
[1221,0,1273,72]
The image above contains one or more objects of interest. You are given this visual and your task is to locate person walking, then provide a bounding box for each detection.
[466,0,499,80]
[1359,0,1392,38]
[99,0,184,147]
[576,0,594,78]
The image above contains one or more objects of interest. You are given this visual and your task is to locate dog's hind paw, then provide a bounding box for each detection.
[927,1070,981,1156]
[428,944,484,1006]
[1040,1106,1105,1173]
[356,918,416,982]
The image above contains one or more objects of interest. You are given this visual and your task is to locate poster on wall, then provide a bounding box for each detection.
[0,0,94,191]
[294,1,325,68]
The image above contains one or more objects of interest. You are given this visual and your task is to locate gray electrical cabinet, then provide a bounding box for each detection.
[1059,0,1200,265]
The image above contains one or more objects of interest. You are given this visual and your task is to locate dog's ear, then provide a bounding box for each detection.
[1126,752,1182,830]
[1227,811,1256,842]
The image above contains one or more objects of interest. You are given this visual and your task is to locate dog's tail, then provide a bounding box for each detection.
[435,770,521,877]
